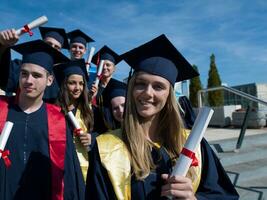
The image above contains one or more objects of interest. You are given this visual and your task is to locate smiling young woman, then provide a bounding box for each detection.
[85,35,239,200]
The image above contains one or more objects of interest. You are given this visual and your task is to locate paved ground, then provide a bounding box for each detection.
[205,127,267,200]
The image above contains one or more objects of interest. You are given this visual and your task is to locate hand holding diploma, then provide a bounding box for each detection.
[164,107,214,199]
[15,15,48,36]
[67,111,91,151]
[0,121,14,168]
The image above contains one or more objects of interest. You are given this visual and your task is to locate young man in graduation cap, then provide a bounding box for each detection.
[67,29,94,60]
[90,45,124,134]
[0,26,69,101]
[0,40,85,200]
[86,34,239,200]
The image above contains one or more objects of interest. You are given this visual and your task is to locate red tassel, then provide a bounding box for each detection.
[22,25,33,36]
[0,149,11,168]
[73,128,82,136]
[181,148,199,167]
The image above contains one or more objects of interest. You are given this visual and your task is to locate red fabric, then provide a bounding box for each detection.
[22,25,33,36]
[0,149,11,168]
[181,147,199,167]
[0,97,9,131]
[0,97,12,168]
[46,103,66,200]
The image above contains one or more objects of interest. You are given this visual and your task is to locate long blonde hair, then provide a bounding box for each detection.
[122,72,198,181]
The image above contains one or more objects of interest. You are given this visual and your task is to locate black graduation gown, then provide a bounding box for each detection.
[0,103,85,200]
[85,138,239,200]
[0,48,59,102]
[93,78,122,134]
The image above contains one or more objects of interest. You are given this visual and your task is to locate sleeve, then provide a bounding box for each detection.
[85,140,117,200]
[195,139,239,200]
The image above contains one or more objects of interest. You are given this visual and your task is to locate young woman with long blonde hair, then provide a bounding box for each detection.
[85,35,239,200]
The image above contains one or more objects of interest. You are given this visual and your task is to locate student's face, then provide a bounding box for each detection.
[101,60,115,79]
[44,37,62,51]
[66,74,84,100]
[111,96,125,122]
[70,43,86,59]
[133,72,170,119]
[19,63,53,99]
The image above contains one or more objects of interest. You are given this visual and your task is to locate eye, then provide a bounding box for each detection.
[153,84,165,91]
[134,81,146,90]
[21,71,28,77]
[79,81,84,86]
[32,73,43,78]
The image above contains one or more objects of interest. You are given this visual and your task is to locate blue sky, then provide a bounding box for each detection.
[1,0,267,87]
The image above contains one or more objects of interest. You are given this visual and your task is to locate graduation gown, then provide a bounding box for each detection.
[0,48,59,102]
[0,101,85,200]
[93,78,123,134]
[85,131,239,200]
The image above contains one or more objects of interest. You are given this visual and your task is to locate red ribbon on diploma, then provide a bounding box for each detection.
[0,149,11,168]
[74,128,82,136]
[22,25,33,36]
[181,148,198,167]
[96,74,102,80]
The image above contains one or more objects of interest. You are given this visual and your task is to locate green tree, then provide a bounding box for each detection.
[189,65,202,107]
[207,54,223,106]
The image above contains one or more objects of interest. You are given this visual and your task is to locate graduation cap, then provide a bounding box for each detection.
[108,81,127,101]
[121,34,199,85]
[11,39,69,73]
[39,26,69,49]
[53,59,89,86]
[67,29,94,47]
[91,45,121,65]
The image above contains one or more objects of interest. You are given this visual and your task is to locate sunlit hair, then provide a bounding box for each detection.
[122,72,198,182]
[57,76,94,132]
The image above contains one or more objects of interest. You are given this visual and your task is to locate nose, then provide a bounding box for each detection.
[118,105,124,113]
[25,74,34,83]
[143,84,153,97]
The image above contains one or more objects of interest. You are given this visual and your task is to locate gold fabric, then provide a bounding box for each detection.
[183,129,202,193]
[97,129,202,199]
[97,129,131,200]
[74,108,89,181]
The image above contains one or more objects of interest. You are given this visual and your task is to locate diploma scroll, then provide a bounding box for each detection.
[0,121,14,167]
[86,46,96,73]
[15,16,48,36]
[171,107,214,177]
[94,60,104,86]
[67,111,90,151]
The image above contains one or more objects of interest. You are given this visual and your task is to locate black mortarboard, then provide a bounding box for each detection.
[91,45,121,65]
[67,29,94,47]
[53,59,89,85]
[108,81,127,101]
[11,40,69,73]
[121,34,199,85]
[39,26,69,49]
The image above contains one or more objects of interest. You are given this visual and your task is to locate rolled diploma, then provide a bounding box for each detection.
[67,111,84,134]
[171,107,214,177]
[94,60,104,86]
[67,111,90,151]
[0,121,14,159]
[86,46,96,72]
[16,16,48,36]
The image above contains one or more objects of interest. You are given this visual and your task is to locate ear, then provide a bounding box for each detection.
[46,74,54,86]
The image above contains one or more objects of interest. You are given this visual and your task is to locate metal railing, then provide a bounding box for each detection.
[197,85,267,151]
[197,85,267,108]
